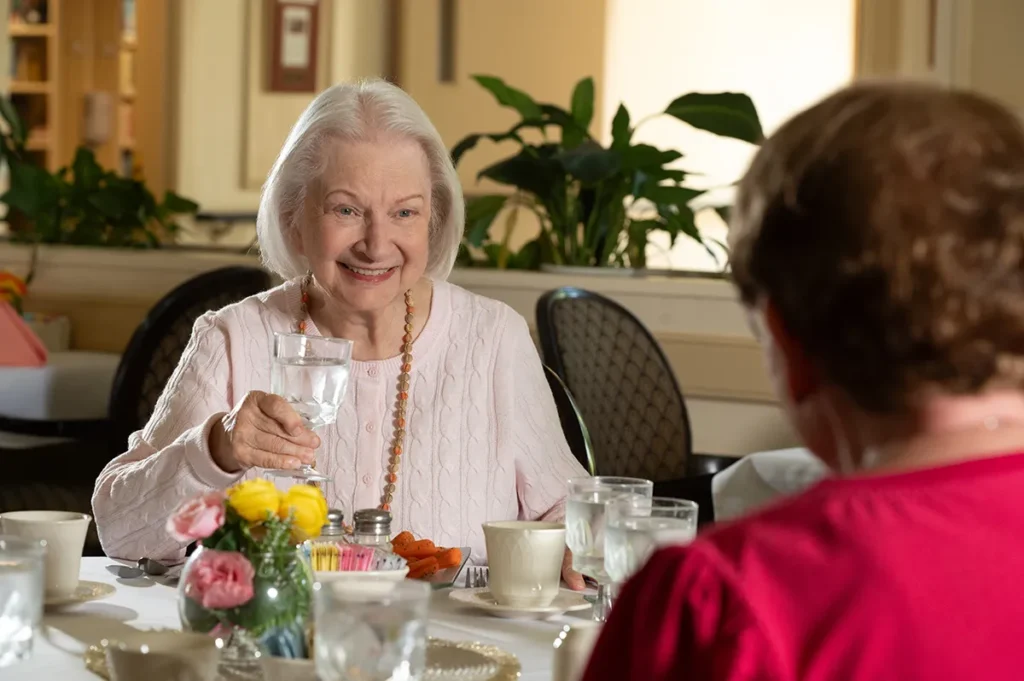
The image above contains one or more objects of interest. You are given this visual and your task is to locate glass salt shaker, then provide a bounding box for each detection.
[352,509,393,549]
[320,509,345,538]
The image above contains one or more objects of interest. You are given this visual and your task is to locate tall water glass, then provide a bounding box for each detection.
[604,497,698,584]
[0,536,45,667]
[566,476,653,621]
[266,332,353,482]
[314,579,431,681]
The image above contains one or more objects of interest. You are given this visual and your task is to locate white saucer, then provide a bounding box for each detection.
[46,580,116,608]
[449,588,591,620]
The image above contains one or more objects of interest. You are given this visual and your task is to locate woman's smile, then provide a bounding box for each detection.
[338,262,398,283]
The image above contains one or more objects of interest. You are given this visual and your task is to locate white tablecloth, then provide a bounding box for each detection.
[5,558,583,680]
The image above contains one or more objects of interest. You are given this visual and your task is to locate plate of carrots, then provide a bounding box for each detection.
[391,531,472,587]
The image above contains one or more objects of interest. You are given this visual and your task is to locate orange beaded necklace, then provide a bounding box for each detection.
[298,275,414,511]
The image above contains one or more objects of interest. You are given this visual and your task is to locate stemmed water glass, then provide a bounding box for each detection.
[565,476,654,621]
[265,332,353,482]
[604,497,698,585]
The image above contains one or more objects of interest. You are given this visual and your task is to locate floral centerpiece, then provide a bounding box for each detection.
[168,479,328,672]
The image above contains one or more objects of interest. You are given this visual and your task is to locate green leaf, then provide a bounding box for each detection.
[621,144,682,171]
[641,184,704,208]
[611,105,631,149]
[713,205,731,226]
[570,77,595,130]
[472,75,542,120]
[464,194,507,247]
[2,162,58,217]
[71,148,103,190]
[0,98,25,147]
[657,204,702,244]
[509,238,543,270]
[163,190,200,214]
[664,92,763,144]
[87,188,127,219]
[555,142,621,184]
[478,148,561,197]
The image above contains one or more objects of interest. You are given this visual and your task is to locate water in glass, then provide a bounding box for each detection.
[0,539,44,667]
[604,516,696,583]
[566,493,617,582]
[270,356,350,429]
[314,581,430,681]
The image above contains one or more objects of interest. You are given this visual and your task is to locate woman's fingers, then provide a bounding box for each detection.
[249,430,317,464]
[255,392,307,436]
[253,414,320,449]
[562,548,586,590]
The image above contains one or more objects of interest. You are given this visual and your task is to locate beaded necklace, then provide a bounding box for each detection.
[298,275,414,511]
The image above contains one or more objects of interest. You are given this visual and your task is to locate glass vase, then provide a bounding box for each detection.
[178,544,314,678]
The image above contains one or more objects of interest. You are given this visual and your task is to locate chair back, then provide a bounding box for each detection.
[536,287,692,481]
[107,266,272,449]
[544,365,595,475]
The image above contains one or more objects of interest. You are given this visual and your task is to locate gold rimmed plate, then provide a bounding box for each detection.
[46,580,116,609]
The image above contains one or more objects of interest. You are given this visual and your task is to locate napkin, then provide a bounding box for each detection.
[0,300,47,366]
[711,448,827,522]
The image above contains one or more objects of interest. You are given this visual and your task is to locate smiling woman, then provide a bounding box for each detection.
[91,80,588,588]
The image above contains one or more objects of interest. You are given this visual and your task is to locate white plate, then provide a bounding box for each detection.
[46,580,116,608]
[449,588,591,620]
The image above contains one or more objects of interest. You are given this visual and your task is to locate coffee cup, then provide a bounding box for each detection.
[106,630,220,681]
[553,620,603,681]
[0,511,91,599]
[482,520,565,608]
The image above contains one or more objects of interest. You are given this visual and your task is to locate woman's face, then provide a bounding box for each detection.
[298,135,432,313]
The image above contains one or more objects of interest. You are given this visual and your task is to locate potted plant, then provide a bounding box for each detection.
[452,75,762,272]
[0,98,199,254]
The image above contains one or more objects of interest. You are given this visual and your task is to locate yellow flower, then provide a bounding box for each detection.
[279,485,328,538]
[227,479,282,523]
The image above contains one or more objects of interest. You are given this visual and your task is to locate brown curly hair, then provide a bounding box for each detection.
[729,82,1024,413]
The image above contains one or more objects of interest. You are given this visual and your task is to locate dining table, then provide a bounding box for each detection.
[8,557,590,680]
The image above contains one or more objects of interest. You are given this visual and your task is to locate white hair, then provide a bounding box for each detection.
[257,79,465,281]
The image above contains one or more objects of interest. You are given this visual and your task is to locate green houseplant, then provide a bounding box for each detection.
[0,98,199,249]
[453,75,762,270]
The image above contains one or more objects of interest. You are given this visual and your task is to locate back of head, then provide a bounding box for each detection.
[730,82,1024,413]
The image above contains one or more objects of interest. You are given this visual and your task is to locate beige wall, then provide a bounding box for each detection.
[173,0,388,213]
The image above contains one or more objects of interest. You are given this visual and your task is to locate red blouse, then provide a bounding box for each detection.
[583,452,1024,680]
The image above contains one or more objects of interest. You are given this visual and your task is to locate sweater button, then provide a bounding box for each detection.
[362,474,372,485]
[368,365,379,377]
[365,422,375,433]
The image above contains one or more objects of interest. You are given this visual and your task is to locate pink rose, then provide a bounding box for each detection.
[186,549,255,610]
[166,492,226,542]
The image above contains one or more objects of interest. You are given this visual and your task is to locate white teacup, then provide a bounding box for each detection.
[0,511,91,599]
[106,630,220,681]
[482,520,566,608]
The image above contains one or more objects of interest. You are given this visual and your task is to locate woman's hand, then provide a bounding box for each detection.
[562,547,586,590]
[209,391,320,473]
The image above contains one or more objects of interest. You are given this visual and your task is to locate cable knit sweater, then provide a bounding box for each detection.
[92,278,586,563]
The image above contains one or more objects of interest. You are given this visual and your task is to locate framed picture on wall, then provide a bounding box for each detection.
[267,0,319,93]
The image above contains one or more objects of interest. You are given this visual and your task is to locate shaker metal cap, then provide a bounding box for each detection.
[353,508,392,534]
[320,508,345,536]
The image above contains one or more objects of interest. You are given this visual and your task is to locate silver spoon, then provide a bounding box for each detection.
[109,557,171,579]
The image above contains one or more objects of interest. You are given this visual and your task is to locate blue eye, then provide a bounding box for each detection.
[397,209,414,219]
[335,206,355,217]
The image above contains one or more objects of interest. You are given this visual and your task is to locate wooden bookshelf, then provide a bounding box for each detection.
[8,0,62,170]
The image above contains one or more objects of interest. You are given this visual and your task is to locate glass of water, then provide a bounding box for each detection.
[604,497,698,584]
[0,536,45,667]
[267,332,353,482]
[314,579,431,681]
[566,476,653,621]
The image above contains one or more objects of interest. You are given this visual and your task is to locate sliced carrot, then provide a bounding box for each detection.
[434,547,462,569]
[399,539,437,560]
[391,531,415,550]
[407,556,439,579]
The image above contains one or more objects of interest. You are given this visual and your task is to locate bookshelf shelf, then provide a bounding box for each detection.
[9,22,55,38]
[9,80,51,94]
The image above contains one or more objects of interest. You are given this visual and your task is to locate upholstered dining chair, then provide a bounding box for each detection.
[536,287,693,482]
[0,266,272,554]
[544,364,596,475]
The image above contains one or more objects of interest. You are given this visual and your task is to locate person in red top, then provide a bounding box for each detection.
[582,82,1024,681]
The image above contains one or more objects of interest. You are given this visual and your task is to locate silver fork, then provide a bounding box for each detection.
[464,565,489,588]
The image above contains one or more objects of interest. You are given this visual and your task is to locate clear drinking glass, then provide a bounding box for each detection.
[604,497,698,584]
[0,536,45,667]
[566,476,653,621]
[267,332,354,482]
[314,579,431,681]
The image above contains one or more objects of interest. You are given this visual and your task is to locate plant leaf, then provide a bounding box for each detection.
[641,184,704,207]
[555,142,621,184]
[621,144,682,171]
[477,147,562,198]
[714,205,731,226]
[657,204,702,245]
[472,75,542,120]
[464,194,507,247]
[611,105,631,149]
[665,92,763,144]
[163,190,200,214]
[87,188,127,219]
[0,98,25,147]
[570,77,595,130]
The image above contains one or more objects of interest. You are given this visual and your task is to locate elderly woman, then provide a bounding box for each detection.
[92,79,587,584]
[584,83,1024,679]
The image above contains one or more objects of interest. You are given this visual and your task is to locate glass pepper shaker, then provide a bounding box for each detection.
[320,509,345,538]
[352,509,393,549]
